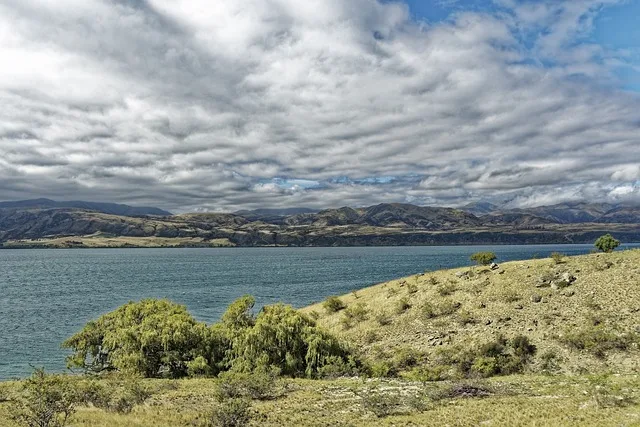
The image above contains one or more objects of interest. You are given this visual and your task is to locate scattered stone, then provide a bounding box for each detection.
[499,270,505,275]
[531,294,542,303]
[562,289,576,297]
[485,319,492,326]
[455,271,470,280]
[515,304,524,310]
[490,263,499,270]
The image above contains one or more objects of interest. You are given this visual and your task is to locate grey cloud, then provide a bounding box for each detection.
[0,0,638,212]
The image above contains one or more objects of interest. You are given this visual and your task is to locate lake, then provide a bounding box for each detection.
[1,243,639,380]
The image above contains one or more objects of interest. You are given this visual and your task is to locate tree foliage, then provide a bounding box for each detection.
[470,252,497,266]
[63,296,355,379]
[594,234,620,253]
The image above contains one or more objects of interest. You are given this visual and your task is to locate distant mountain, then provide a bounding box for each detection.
[461,201,499,216]
[285,203,482,229]
[1,201,638,247]
[0,198,171,217]
[462,201,639,225]
[509,202,617,224]
[234,208,317,224]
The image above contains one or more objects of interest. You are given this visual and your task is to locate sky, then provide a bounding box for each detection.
[0,0,639,213]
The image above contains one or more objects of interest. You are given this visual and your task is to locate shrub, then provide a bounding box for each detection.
[470,252,497,266]
[11,369,78,427]
[80,374,150,414]
[216,368,280,401]
[386,287,399,298]
[394,297,412,314]
[558,325,637,358]
[359,388,402,417]
[323,296,346,313]
[437,300,461,316]
[550,252,565,264]
[439,335,537,378]
[393,348,425,370]
[406,283,418,294]
[436,283,456,297]
[316,355,360,379]
[364,331,379,344]
[208,398,252,427]
[343,303,369,322]
[456,310,477,326]
[594,234,620,253]
[374,311,392,326]
[422,302,437,319]
[403,365,448,382]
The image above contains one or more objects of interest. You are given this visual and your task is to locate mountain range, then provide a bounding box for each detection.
[0,199,638,247]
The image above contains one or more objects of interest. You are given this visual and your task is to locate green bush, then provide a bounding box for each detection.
[559,325,637,358]
[470,252,497,266]
[436,335,537,378]
[323,296,346,313]
[208,398,252,427]
[11,369,78,427]
[594,234,621,253]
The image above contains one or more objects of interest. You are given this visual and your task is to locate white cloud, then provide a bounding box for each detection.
[0,0,638,212]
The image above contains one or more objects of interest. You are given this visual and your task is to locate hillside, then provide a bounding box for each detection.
[301,249,640,375]
[1,250,639,426]
[1,201,639,247]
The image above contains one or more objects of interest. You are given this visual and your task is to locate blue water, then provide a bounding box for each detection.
[1,244,639,380]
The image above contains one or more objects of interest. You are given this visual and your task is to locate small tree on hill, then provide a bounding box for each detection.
[470,252,497,266]
[594,234,620,253]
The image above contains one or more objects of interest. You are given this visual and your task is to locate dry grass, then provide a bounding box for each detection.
[1,376,639,426]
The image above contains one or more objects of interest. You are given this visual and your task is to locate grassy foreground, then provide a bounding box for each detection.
[1,249,639,426]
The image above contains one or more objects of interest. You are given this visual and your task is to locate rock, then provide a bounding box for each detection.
[515,304,524,310]
[561,272,577,284]
[498,270,505,275]
[485,319,492,325]
[490,263,499,270]
[455,271,470,280]
[562,289,576,297]
[531,294,542,303]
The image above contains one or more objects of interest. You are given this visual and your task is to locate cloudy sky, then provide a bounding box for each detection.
[1,0,639,212]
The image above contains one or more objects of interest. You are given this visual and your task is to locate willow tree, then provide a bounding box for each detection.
[62,299,208,378]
